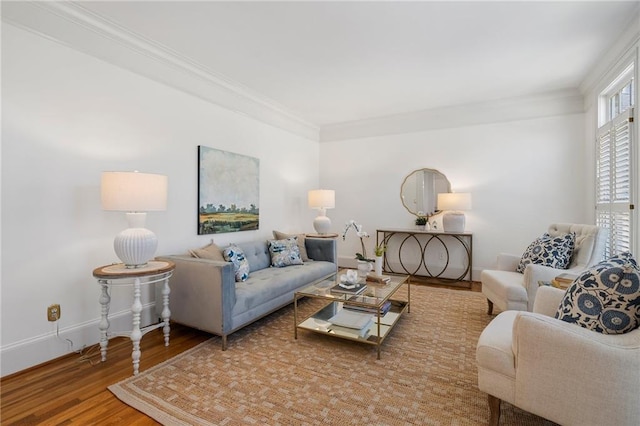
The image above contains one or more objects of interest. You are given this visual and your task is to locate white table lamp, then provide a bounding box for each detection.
[437,192,472,233]
[101,171,168,268]
[308,189,335,235]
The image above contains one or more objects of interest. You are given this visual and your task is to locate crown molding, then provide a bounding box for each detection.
[1,1,320,141]
[320,89,585,142]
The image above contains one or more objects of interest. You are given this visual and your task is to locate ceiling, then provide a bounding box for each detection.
[74,1,638,127]
[3,1,638,136]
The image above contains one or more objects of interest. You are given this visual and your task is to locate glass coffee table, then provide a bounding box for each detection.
[294,270,410,359]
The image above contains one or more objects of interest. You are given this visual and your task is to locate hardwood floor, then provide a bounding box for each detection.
[412,276,482,292]
[1,280,480,425]
[1,324,210,425]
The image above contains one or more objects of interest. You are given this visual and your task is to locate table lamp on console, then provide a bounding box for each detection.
[101,171,168,268]
[308,189,335,235]
[437,192,471,233]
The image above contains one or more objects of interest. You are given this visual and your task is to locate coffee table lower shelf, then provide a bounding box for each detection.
[295,299,408,359]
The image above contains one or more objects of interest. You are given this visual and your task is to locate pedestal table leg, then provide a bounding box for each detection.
[131,277,143,375]
[161,275,171,347]
[98,282,111,362]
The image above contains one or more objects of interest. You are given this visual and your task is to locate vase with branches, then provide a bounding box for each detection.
[373,242,386,276]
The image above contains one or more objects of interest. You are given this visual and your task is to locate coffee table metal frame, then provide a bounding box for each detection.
[294,270,410,359]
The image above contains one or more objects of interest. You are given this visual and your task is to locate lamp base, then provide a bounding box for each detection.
[442,212,465,233]
[313,215,332,235]
[114,227,158,268]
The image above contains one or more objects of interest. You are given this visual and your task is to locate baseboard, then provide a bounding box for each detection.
[1,303,158,377]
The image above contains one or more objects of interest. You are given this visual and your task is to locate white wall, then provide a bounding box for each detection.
[321,112,588,276]
[1,24,320,376]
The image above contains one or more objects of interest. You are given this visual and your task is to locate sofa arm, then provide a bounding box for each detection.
[512,313,640,425]
[305,237,337,264]
[155,255,236,336]
[496,253,520,271]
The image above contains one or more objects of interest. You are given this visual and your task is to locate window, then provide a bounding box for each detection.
[609,79,633,119]
[596,64,635,258]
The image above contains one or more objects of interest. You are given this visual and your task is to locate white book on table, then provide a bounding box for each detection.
[328,309,374,330]
[330,319,374,338]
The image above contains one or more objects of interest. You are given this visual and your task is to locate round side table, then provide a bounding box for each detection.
[92,260,175,376]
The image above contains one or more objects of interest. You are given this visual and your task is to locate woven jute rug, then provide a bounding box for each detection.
[109,285,554,425]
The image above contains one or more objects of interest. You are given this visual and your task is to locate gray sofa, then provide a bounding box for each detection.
[156,237,337,349]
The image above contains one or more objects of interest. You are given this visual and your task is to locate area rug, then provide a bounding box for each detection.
[109,285,555,425]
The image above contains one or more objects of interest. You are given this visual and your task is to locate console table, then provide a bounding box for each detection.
[376,229,473,284]
[92,260,175,375]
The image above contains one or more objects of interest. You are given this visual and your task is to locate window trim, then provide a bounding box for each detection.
[598,62,634,126]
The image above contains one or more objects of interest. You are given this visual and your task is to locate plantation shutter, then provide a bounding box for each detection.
[595,108,634,257]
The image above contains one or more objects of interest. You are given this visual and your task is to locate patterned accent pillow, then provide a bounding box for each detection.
[555,252,640,334]
[222,244,250,282]
[268,237,303,267]
[516,232,576,273]
[273,230,309,261]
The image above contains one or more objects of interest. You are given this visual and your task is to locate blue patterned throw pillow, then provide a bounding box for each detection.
[222,244,250,282]
[555,252,640,334]
[516,232,575,273]
[268,237,303,267]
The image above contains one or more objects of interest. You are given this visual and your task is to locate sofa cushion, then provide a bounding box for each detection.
[232,261,336,319]
[189,241,224,261]
[268,237,303,267]
[273,230,309,261]
[555,252,640,334]
[222,244,250,282]
[516,232,575,273]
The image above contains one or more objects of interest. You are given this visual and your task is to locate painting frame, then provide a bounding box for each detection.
[197,146,260,235]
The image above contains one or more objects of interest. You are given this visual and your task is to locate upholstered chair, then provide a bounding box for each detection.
[476,286,640,426]
[481,223,606,314]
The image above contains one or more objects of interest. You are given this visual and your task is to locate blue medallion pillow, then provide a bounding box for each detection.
[555,252,640,334]
[516,232,575,273]
[222,244,250,282]
[268,237,303,267]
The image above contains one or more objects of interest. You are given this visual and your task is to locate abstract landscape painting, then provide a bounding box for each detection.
[198,146,259,234]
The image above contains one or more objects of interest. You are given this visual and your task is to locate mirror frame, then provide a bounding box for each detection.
[400,168,451,217]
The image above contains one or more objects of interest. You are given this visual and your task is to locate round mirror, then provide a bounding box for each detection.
[400,168,451,216]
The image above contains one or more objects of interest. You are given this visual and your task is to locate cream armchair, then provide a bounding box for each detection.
[476,286,640,426]
[481,223,606,314]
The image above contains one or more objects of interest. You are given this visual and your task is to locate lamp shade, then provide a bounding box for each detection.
[101,171,168,212]
[437,192,472,211]
[308,189,335,209]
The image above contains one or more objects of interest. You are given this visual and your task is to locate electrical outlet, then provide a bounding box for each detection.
[47,304,61,322]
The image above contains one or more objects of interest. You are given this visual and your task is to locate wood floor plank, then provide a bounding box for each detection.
[1,324,211,425]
